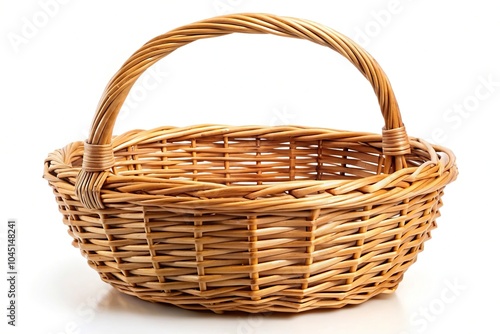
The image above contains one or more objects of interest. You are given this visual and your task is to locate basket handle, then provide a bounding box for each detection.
[76,13,411,209]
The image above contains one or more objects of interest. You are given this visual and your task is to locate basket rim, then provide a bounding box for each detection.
[44,124,457,212]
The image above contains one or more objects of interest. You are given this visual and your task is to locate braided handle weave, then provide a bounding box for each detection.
[76,13,411,209]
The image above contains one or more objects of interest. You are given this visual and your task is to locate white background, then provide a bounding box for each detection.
[1,0,498,333]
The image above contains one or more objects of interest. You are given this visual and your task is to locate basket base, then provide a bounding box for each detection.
[97,270,406,313]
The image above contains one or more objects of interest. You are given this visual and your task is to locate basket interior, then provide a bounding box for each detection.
[87,128,427,185]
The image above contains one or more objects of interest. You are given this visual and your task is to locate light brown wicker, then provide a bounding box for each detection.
[43,13,458,313]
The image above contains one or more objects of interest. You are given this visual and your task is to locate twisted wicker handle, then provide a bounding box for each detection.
[76,13,411,209]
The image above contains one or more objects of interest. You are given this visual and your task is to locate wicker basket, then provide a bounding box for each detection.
[43,13,458,313]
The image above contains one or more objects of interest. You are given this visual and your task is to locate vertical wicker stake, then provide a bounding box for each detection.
[44,13,457,313]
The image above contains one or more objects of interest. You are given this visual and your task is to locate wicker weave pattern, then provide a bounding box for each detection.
[43,14,457,313]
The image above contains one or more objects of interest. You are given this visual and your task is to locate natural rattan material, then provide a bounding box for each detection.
[43,13,458,313]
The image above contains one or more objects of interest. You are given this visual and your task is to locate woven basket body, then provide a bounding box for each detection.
[44,14,457,313]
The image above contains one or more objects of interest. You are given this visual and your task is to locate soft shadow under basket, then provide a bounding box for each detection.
[44,13,458,313]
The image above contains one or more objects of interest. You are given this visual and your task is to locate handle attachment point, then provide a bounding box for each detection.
[75,169,109,210]
[77,141,113,210]
[82,142,115,172]
[382,126,411,156]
